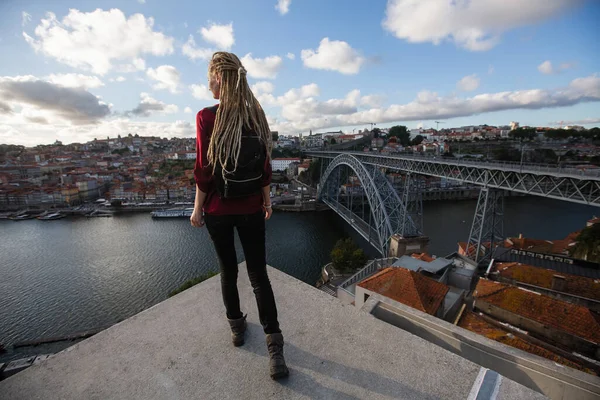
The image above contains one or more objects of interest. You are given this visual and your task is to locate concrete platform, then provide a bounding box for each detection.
[0,264,547,399]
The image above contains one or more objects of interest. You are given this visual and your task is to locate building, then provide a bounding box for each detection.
[355,267,450,319]
[272,158,301,172]
[473,278,600,360]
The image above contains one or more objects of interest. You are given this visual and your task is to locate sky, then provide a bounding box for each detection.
[0,0,599,146]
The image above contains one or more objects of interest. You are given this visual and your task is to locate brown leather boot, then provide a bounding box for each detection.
[227,314,247,347]
[265,333,289,380]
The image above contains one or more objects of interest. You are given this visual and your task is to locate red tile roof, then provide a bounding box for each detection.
[474,278,600,344]
[458,311,596,375]
[411,253,435,263]
[358,267,449,315]
[494,262,600,301]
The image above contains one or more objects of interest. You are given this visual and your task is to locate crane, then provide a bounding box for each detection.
[435,121,445,130]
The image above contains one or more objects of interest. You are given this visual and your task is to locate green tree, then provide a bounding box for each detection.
[388,125,411,146]
[272,132,279,142]
[372,127,381,138]
[509,128,536,141]
[330,238,368,273]
[330,137,337,145]
[569,224,600,262]
[410,135,424,146]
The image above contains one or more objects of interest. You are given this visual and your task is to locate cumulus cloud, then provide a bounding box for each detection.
[46,73,104,89]
[301,38,365,75]
[251,81,275,95]
[0,101,12,114]
[360,94,386,108]
[23,8,174,75]
[287,52,295,60]
[270,74,600,134]
[382,0,581,51]
[200,22,234,50]
[128,92,178,117]
[276,0,292,15]
[457,74,480,92]
[146,65,180,93]
[184,106,193,113]
[190,84,213,100]
[116,76,126,82]
[538,60,576,75]
[241,54,283,79]
[0,75,111,124]
[182,35,214,61]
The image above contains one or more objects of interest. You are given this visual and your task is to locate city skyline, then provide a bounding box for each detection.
[0,0,599,146]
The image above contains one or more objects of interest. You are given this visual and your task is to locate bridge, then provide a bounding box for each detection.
[307,150,600,262]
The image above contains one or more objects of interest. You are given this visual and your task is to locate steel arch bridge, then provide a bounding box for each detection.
[318,153,421,256]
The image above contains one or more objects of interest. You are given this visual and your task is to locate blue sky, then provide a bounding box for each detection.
[0,0,598,146]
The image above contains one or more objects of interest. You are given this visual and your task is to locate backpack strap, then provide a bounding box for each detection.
[206,105,219,114]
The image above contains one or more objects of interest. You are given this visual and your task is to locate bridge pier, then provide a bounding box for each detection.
[465,187,505,265]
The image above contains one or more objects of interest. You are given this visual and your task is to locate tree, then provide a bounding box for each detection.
[410,135,424,146]
[509,127,536,141]
[569,224,600,262]
[330,238,368,273]
[330,137,337,145]
[388,125,410,146]
[272,132,279,142]
[372,127,381,138]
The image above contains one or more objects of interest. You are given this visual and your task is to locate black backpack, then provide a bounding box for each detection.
[208,107,267,199]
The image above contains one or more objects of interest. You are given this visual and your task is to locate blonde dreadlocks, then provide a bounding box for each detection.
[207,52,272,175]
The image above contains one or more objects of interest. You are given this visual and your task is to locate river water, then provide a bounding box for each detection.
[0,197,596,361]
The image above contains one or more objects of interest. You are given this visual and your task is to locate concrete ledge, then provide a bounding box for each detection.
[0,264,546,399]
[362,294,600,400]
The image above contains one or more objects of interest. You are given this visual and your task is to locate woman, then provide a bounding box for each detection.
[190,52,289,380]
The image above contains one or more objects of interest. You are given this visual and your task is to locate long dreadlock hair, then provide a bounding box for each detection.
[207,51,272,175]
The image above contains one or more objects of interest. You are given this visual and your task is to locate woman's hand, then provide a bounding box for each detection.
[190,208,204,228]
[263,204,273,221]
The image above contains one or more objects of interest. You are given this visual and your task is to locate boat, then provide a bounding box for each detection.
[150,208,194,218]
[9,210,39,221]
[37,212,66,220]
[86,210,113,218]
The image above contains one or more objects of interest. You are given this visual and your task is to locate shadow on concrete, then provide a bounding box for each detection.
[241,323,441,400]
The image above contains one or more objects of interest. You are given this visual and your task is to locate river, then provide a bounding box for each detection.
[0,197,596,361]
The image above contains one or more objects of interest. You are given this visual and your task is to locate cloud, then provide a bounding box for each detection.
[23,8,174,75]
[360,94,386,108]
[0,118,195,147]
[190,84,213,100]
[116,76,126,82]
[457,74,480,92]
[128,92,178,117]
[182,35,214,61]
[538,60,576,75]
[46,73,104,89]
[184,106,193,114]
[301,38,365,75]
[0,101,12,114]
[146,65,180,93]
[0,76,111,125]
[200,22,234,50]
[241,54,283,79]
[276,0,292,15]
[138,0,146,4]
[382,0,581,51]
[21,11,32,27]
[270,74,600,134]
[251,81,275,95]
[287,52,295,60]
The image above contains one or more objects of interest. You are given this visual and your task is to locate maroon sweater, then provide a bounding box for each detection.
[194,105,272,215]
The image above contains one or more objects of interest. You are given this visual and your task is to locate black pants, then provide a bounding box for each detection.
[204,211,281,334]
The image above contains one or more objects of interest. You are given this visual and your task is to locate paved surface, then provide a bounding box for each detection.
[0,264,547,399]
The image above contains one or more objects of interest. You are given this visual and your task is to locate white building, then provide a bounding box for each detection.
[272,158,301,172]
